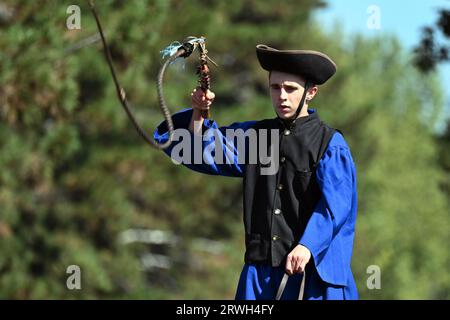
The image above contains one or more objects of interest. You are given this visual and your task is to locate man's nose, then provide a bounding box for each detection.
[279,88,288,100]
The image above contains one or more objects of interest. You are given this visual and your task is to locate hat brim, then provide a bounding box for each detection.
[256,44,337,85]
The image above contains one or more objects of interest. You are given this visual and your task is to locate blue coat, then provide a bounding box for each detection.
[154,108,359,300]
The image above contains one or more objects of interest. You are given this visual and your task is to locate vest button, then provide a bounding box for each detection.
[274,208,281,215]
[280,156,286,163]
[283,129,291,136]
[277,184,283,191]
[272,235,279,241]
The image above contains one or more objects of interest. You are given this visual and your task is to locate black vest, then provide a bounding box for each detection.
[243,112,336,266]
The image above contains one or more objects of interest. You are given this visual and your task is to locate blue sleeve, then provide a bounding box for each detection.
[153,108,257,177]
[299,134,357,269]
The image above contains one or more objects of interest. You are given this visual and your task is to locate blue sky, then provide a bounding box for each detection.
[313,0,450,102]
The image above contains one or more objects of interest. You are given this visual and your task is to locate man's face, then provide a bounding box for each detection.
[269,71,309,120]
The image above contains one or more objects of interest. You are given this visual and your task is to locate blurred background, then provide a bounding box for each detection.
[0,0,449,299]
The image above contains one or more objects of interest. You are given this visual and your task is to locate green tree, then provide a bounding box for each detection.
[0,0,448,299]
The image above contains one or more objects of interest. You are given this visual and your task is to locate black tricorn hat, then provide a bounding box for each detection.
[256,44,337,85]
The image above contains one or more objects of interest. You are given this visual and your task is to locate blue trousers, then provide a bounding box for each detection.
[235,263,358,300]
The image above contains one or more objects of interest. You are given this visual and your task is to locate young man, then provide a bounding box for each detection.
[154,44,358,300]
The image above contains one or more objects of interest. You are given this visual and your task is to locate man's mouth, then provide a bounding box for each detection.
[278,105,291,112]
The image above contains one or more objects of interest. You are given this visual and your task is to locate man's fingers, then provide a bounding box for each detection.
[191,88,215,112]
[206,90,215,100]
[289,257,307,274]
[192,96,211,109]
[192,88,215,100]
[202,91,215,101]
[298,259,306,273]
[289,257,296,273]
[285,256,293,275]
[286,256,308,275]
[285,245,311,275]
[294,257,303,274]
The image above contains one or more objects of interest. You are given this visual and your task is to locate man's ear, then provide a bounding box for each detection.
[306,86,318,101]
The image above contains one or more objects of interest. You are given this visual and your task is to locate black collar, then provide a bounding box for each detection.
[276,109,320,131]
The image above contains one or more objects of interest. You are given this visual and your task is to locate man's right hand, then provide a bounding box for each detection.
[191,87,215,113]
[189,87,215,133]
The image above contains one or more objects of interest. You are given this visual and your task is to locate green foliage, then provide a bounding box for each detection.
[0,0,448,299]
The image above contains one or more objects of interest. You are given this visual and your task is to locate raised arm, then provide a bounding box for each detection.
[153,88,256,177]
